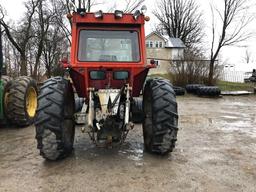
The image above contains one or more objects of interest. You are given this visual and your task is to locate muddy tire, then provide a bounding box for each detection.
[185,84,204,94]
[143,78,178,155]
[1,76,12,122]
[2,76,11,118]
[1,75,11,87]
[35,77,75,161]
[6,76,38,126]
[131,97,144,124]
[197,86,221,97]
[3,82,13,120]
[173,86,185,96]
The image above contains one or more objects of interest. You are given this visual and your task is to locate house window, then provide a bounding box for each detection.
[149,41,153,48]
[155,60,160,67]
[146,41,150,48]
[159,41,163,48]
[155,41,159,48]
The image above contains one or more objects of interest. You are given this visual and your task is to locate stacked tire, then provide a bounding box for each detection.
[197,86,221,97]
[173,86,185,96]
[185,84,221,97]
[185,84,204,94]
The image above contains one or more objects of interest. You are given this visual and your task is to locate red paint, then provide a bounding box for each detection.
[66,12,153,99]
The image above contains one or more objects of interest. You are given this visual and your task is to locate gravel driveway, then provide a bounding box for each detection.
[0,95,255,192]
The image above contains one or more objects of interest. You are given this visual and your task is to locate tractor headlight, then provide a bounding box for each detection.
[133,10,141,20]
[141,5,147,15]
[114,10,124,19]
[94,10,103,19]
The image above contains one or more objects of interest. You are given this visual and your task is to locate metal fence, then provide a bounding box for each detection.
[220,71,252,83]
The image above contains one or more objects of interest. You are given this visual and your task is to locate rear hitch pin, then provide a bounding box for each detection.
[96,123,101,130]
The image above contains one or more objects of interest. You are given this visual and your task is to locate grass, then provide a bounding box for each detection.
[217,80,255,91]
[148,73,255,92]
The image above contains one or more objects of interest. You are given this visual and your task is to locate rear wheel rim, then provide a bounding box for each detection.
[26,87,37,118]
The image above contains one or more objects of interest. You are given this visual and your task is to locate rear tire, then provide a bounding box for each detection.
[143,78,178,155]
[35,77,75,161]
[131,97,144,124]
[6,76,38,126]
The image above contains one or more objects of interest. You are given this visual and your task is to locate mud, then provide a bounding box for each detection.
[0,95,256,192]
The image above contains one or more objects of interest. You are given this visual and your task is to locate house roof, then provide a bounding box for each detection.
[163,36,186,48]
[145,32,166,41]
[146,32,186,48]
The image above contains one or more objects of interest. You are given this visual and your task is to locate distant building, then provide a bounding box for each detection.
[221,63,256,82]
[146,32,186,74]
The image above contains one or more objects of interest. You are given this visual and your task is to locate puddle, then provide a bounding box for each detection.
[119,142,144,163]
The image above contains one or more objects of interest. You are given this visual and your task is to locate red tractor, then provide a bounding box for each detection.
[35,6,179,160]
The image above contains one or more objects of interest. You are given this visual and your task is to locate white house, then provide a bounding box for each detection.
[145,32,186,74]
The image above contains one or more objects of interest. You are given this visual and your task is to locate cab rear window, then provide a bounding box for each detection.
[78,30,140,62]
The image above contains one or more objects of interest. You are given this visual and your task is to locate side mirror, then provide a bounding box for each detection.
[133,10,141,20]
[150,59,156,65]
[146,59,156,69]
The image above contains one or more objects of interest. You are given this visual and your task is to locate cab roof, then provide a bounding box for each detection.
[72,12,145,25]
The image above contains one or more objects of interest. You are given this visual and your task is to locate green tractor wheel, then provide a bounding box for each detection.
[6,76,38,126]
[1,76,12,120]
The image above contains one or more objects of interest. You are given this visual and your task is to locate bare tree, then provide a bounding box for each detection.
[42,26,68,78]
[107,0,144,13]
[122,0,145,13]
[0,0,40,76]
[85,0,102,12]
[32,0,54,78]
[1,0,70,78]
[209,0,253,85]
[154,0,204,49]
[242,48,253,64]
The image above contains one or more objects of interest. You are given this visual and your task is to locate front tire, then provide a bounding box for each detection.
[35,77,75,161]
[143,78,178,155]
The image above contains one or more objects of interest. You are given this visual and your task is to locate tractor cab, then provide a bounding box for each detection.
[65,10,152,98]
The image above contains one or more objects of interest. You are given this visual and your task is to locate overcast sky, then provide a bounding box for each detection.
[0,0,255,70]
